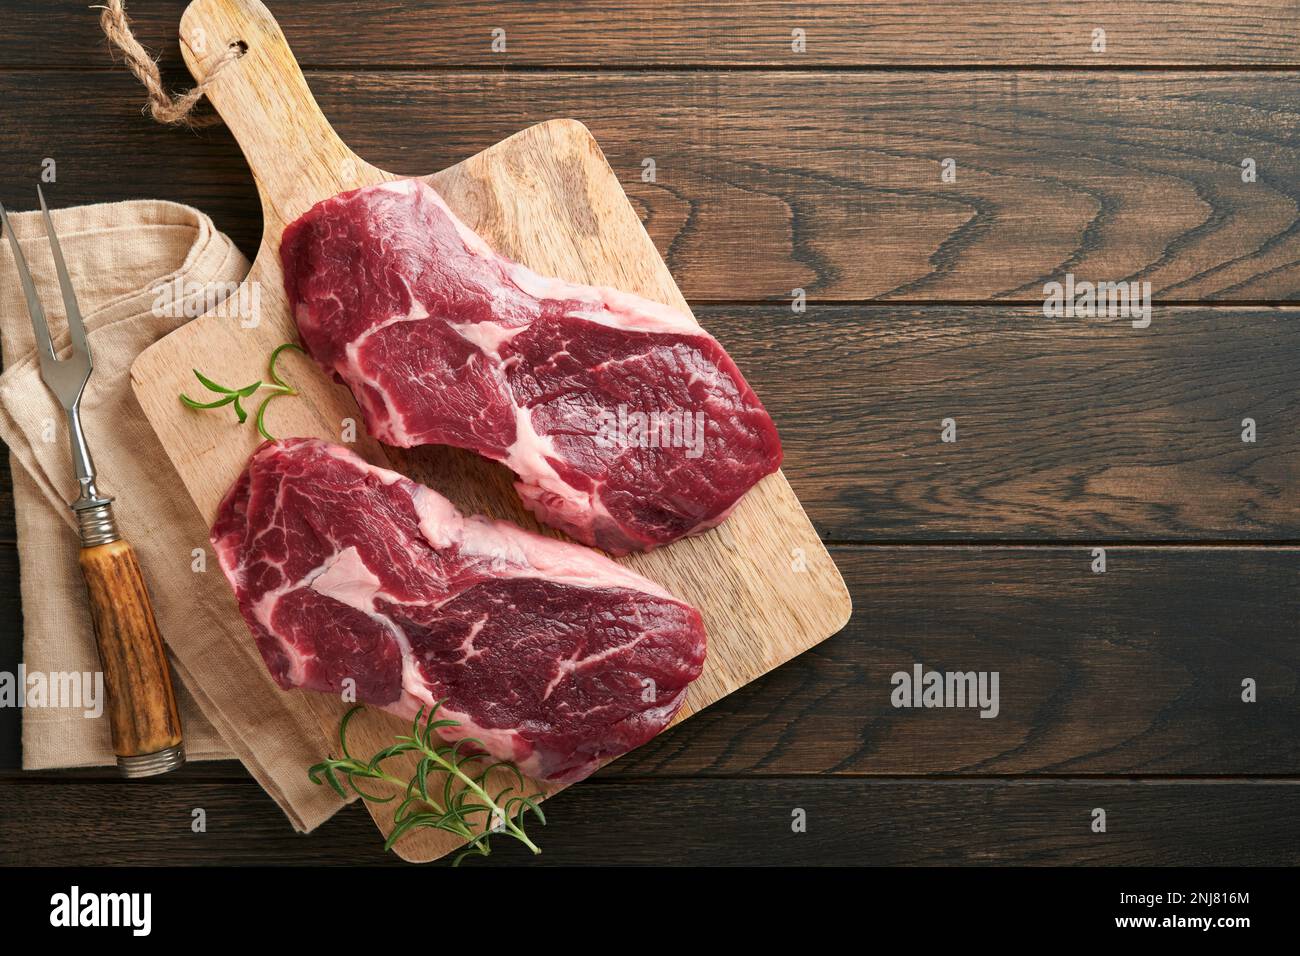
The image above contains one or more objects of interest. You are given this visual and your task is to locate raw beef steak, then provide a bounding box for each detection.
[211,438,707,784]
[280,178,783,554]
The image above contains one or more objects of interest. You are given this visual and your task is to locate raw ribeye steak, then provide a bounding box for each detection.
[280,178,783,554]
[211,438,707,784]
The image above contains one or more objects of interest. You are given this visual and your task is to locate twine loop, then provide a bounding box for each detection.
[96,0,243,127]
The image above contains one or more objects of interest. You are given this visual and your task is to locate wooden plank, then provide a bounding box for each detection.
[0,459,12,545]
[1,777,1296,865]
[0,546,22,770]
[6,1,1300,68]
[0,762,248,782]
[4,544,1293,778]
[7,71,1300,300]
[5,304,1296,550]
[311,71,1300,301]
[609,546,1300,776]
[5,299,1299,544]
[709,305,1300,541]
[128,0,849,863]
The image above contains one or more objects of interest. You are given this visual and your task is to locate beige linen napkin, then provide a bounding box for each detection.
[0,199,343,831]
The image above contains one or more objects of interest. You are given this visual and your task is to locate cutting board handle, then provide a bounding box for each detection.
[179,0,383,233]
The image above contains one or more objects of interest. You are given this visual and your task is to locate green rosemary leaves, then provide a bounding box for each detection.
[179,342,305,440]
[308,704,546,866]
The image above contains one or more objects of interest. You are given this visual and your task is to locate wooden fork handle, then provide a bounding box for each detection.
[78,536,185,776]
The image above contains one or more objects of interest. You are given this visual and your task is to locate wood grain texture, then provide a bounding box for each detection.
[8,70,1300,300]
[708,306,1300,541]
[6,1,1300,68]
[2,777,1297,865]
[0,305,1294,543]
[78,539,183,759]
[5,310,1295,548]
[0,545,22,769]
[309,71,1300,301]
[0,455,11,546]
[2,545,1295,778]
[128,0,849,863]
[609,547,1300,777]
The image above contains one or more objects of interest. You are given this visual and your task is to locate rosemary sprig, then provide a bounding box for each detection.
[179,342,306,440]
[308,703,546,866]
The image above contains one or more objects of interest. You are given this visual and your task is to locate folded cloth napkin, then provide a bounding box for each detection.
[0,199,343,831]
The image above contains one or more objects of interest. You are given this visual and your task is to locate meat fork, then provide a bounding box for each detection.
[0,187,184,777]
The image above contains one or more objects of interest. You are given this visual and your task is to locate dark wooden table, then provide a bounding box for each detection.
[0,1,1296,866]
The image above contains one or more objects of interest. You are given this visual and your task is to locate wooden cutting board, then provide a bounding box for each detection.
[132,0,852,863]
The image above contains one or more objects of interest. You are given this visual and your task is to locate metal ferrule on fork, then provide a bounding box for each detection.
[74,500,119,548]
